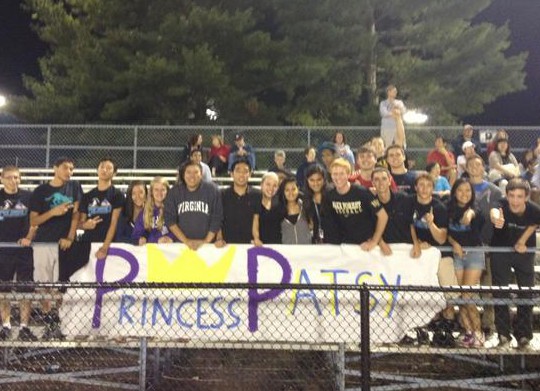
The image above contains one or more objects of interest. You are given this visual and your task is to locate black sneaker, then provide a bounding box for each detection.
[18,327,38,341]
[42,323,65,341]
[0,327,12,341]
[399,334,417,346]
[416,327,431,346]
[517,337,531,351]
[431,330,455,348]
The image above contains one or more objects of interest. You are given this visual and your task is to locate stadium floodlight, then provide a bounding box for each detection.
[0,95,6,108]
[403,110,428,125]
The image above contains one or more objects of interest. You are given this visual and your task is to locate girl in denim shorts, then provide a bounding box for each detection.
[447,178,485,347]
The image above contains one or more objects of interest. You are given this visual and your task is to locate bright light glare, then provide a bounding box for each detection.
[206,108,218,121]
[0,95,6,108]
[403,110,428,125]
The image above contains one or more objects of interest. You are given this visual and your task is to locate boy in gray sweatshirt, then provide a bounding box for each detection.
[164,161,223,250]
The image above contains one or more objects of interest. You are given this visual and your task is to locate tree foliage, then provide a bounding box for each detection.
[14,0,526,125]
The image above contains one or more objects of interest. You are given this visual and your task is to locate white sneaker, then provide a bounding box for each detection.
[497,335,512,350]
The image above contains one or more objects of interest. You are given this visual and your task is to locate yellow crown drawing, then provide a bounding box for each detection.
[146,244,236,283]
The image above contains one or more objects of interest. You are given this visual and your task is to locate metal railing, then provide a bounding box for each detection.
[1,124,539,170]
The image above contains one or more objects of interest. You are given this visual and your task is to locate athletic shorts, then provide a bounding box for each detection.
[453,251,485,271]
[438,256,459,300]
[0,248,34,292]
[33,244,59,283]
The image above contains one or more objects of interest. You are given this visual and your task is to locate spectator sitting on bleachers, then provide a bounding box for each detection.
[519,148,535,176]
[190,149,212,182]
[296,146,317,190]
[521,155,540,204]
[208,135,230,177]
[456,141,477,179]
[426,162,451,200]
[180,134,203,165]
[427,136,457,186]
[268,150,293,177]
[451,124,481,156]
[522,157,537,185]
[486,129,508,158]
[317,142,338,183]
[332,131,355,168]
[228,134,255,172]
[488,138,519,193]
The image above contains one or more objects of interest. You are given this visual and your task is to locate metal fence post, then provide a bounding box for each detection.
[133,126,139,169]
[139,337,148,391]
[360,284,371,391]
[336,343,345,391]
[307,128,311,147]
[152,348,161,387]
[46,125,52,167]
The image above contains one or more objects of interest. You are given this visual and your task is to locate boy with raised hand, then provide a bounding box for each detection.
[0,166,38,341]
[29,157,82,340]
[411,173,458,346]
[490,178,540,350]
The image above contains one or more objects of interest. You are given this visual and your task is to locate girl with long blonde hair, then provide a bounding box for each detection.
[132,177,174,244]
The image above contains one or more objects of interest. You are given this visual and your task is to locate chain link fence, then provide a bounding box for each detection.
[1,125,539,170]
[0,279,540,390]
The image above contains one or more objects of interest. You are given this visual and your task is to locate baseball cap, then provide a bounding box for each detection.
[235,134,244,141]
[317,141,337,154]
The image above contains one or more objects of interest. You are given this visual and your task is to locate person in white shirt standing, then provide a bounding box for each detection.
[380,84,406,148]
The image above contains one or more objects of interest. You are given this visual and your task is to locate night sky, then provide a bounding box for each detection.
[1,0,539,125]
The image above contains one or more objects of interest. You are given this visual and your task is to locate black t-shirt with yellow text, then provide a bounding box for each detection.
[326,184,382,244]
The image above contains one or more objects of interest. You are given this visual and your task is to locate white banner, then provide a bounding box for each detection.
[61,243,446,344]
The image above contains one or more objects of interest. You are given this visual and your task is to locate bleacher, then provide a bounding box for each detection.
[6,168,267,191]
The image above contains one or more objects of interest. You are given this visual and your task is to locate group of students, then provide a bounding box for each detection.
[0,138,539,349]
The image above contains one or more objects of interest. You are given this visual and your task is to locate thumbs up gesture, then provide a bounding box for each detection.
[491,207,505,229]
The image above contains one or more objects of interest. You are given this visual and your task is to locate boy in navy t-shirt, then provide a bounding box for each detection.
[0,166,38,341]
[30,157,82,340]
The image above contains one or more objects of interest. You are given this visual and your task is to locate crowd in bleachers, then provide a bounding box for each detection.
[1,85,540,351]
